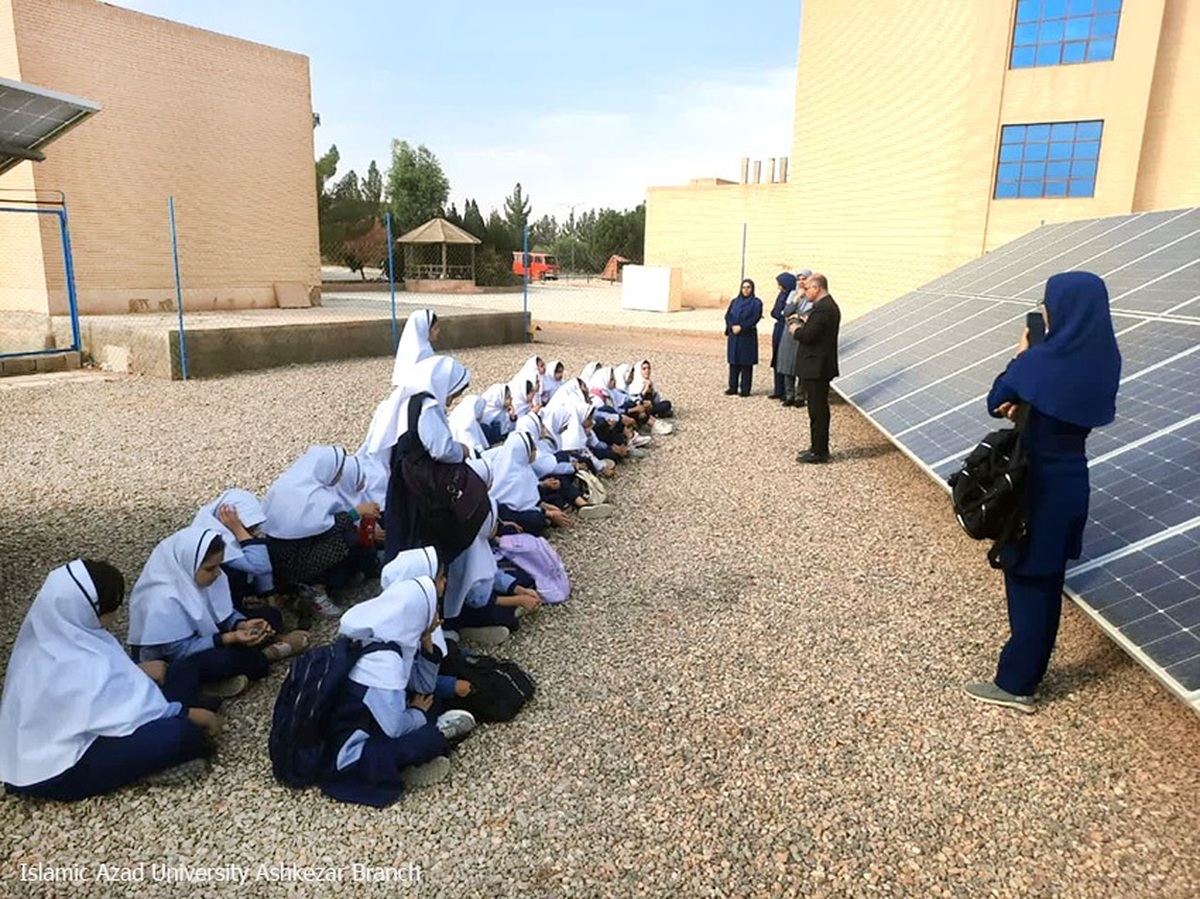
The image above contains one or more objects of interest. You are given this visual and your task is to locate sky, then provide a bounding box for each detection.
[111,0,801,221]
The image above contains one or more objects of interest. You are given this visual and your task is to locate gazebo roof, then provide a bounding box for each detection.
[397,217,482,245]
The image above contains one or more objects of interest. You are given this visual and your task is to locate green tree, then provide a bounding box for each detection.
[530,213,558,249]
[462,199,486,239]
[385,140,450,234]
[503,182,531,235]
[485,210,519,255]
[363,160,383,209]
[590,204,645,264]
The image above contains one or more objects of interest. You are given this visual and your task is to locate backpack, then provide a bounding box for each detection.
[495,533,571,603]
[575,468,607,505]
[947,406,1030,569]
[398,393,491,559]
[269,636,401,788]
[441,644,536,723]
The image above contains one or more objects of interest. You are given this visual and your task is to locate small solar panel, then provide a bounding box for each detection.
[836,207,1200,713]
[0,77,100,176]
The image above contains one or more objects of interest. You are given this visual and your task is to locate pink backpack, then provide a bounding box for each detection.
[496,534,570,603]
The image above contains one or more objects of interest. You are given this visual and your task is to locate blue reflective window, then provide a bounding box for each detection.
[994,120,1103,199]
[1010,0,1122,68]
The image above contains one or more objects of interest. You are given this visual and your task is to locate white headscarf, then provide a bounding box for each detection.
[192,488,265,563]
[127,527,235,646]
[380,545,438,590]
[444,499,498,619]
[507,371,537,419]
[449,395,488,456]
[466,455,494,489]
[580,361,601,382]
[546,379,592,452]
[390,308,436,386]
[262,445,348,540]
[588,366,616,406]
[542,359,565,401]
[0,561,173,787]
[544,406,575,452]
[489,431,540,511]
[628,358,654,397]
[512,356,542,402]
[364,356,471,458]
[334,453,368,511]
[339,576,441,689]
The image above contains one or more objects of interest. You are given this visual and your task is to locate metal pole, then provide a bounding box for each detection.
[386,212,398,351]
[740,222,748,282]
[169,196,189,380]
[58,200,82,353]
[522,224,530,342]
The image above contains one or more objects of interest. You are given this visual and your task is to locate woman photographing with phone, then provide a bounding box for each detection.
[964,271,1121,713]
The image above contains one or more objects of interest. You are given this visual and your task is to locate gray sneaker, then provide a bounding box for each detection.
[402,756,450,788]
[142,757,209,788]
[963,680,1036,713]
[458,625,511,647]
[577,502,614,521]
[435,709,476,741]
[200,674,249,699]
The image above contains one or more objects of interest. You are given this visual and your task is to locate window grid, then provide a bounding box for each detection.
[1011,0,1123,69]
[994,120,1103,200]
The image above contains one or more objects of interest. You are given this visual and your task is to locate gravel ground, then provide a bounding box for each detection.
[0,335,1197,898]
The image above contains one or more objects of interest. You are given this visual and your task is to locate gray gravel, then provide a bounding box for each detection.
[1,335,1198,898]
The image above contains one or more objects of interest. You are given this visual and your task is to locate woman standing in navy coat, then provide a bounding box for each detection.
[724,279,763,397]
[768,272,797,400]
[965,271,1121,713]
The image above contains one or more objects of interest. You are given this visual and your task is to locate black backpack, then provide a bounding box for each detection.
[441,645,536,723]
[269,636,401,788]
[398,393,491,559]
[947,406,1030,570]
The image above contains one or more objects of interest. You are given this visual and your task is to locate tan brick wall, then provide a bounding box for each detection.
[645,0,1200,323]
[8,0,319,315]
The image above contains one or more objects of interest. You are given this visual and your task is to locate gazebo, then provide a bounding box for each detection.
[396,217,482,290]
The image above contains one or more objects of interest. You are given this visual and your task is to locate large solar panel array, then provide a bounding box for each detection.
[0,77,100,176]
[835,207,1200,713]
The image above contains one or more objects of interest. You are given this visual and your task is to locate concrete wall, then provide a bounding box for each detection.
[2,0,320,316]
[645,0,1200,323]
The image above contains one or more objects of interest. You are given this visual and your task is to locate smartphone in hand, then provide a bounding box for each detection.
[1026,310,1046,345]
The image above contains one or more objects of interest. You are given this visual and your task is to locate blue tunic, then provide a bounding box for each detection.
[725,295,763,366]
[988,369,1091,576]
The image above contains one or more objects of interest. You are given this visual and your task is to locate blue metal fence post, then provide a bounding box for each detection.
[386,212,398,351]
[168,196,189,380]
[522,224,530,342]
[740,222,748,282]
[58,196,82,353]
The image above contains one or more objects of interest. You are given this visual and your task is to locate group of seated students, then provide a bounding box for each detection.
[0,308,675,807]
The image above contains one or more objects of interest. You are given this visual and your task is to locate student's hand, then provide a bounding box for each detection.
[501,519,524,533]
[788,322,799,334]
[573,460,588,472]
[217,505,252,541]
[226,627,266,646]
[421,615,443,653]
[355,501,381,519]
[517,592,540,612]
[598,465,615,479]
[237,618,275,646]
[515,584,539,599]
[454,679,472,697]
[994,401,1019,421]
[543,477,561,491]
[408,693,434,713]
[1016,327,1031,357]
[138,659,168,685]
[731,324,742,335]
[186,707,224,739]
[373,524,386,546]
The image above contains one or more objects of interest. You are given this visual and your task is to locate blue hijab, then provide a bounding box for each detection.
[776,272,797,294]
[1003,271,1121,428]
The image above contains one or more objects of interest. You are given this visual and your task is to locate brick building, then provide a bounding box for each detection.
[0,0,319,318]
[644,0,1200,320]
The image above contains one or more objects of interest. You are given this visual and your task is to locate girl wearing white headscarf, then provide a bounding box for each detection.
[193,488,274,609]
[506,370,539,420]
[514,409,589,514]
[390,308,438,386]
[487,432,570,534]
[321,572,474,807]
[264,444,380,618]
[613,361,674,436]
[129,527,310,704]
[541,360,565,403]
[383,355,473,564]
[448,394,489,457]
[629,358,674,419]
[478,382,516,445]
[1,560,221,801]
[510,355,545,408]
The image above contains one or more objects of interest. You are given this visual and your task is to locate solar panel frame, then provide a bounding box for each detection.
[0,77,100,176]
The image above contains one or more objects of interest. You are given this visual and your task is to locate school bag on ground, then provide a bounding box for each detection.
[496,533,571,603]
[269,636,401,788]
[946,405,1030,570]
[575,468,607,505]
[441,643,536,723]
[398,392,491,558]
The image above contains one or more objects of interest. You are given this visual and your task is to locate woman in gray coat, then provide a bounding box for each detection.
[775,269,811,406]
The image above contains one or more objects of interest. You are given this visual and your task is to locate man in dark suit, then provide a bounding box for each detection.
[788,273,841,463]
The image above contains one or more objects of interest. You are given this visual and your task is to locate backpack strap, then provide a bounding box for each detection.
[402,392,435,461]
[987,403,1033,569]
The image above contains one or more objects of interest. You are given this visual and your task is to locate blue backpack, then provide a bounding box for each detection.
[269,636,401,788]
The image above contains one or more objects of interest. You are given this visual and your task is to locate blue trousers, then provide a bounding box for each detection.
[480,420,505,447]
[161,616,281,707]
[445,598,519,632]
[728,365,753,395]
[6,715,210,801]
[320,722,448,808]
[995,569,1065,696]
[498,504,548,537]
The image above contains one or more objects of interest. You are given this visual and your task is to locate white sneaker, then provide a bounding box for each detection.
[577,503,614,521]
[458,625,511,647]
[436,709,476,741]
[629,434,652,448]
[628,446,649,460]
[300,585,343,619]
[651,419,674,436]
[401,756,450,788]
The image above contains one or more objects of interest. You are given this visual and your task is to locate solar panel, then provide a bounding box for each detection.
[836,207,1200,713]
[0,77,100,176]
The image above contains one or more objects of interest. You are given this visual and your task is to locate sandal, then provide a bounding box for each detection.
[264,630,311,663]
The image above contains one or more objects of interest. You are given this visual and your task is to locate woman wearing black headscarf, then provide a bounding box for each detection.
[965,271,1121,713]
[768,272,797,400]
[724,279,763,397]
